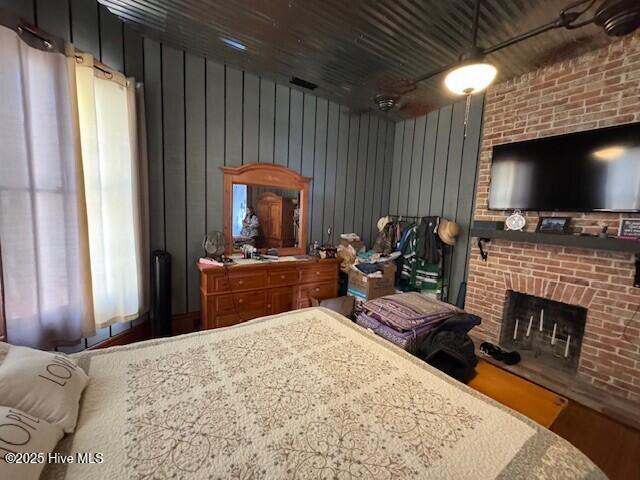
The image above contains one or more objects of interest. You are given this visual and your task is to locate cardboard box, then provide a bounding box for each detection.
[348,263,396,301]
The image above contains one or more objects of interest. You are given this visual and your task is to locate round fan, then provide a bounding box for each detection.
[203,231,226,259]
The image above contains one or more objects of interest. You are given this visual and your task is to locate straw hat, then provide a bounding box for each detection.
[377,216,391,232]
[438,218,461,246]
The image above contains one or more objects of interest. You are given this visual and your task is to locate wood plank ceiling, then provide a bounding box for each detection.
[100,0,610,119]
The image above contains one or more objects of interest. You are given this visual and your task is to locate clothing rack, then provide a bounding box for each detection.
[387,214,453,303]
[388,214,424,222]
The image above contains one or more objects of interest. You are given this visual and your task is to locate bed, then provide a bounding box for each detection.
[42,307,603,479]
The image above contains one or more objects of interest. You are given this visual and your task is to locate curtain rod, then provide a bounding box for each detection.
[0,7,120,78]
[17,23,53,49]
[0,7,64,54]
[74,55,115,79]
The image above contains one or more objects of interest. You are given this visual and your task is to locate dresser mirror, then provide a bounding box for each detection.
[221,164,310,255]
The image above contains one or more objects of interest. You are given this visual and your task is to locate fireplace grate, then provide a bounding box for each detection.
[499,290,587,373]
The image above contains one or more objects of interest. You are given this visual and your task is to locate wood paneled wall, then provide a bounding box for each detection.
[0,0,395,349]
[388,96,485,303]
[141,41,396,316]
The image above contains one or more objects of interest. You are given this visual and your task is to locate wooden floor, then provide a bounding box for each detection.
[468,359,639,480]
[468,359,568,428]
[551,401,640,480]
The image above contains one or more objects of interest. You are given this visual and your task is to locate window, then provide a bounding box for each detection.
[232,184,248,236]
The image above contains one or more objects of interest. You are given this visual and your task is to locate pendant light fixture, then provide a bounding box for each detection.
[444,2,497,97]
[444,62,497,95]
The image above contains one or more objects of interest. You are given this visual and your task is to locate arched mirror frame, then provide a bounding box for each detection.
[221,163,311,256]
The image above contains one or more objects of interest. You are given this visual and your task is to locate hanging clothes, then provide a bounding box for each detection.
[416,216,442,263]
[399,218,444,297]
[373,219,410,255]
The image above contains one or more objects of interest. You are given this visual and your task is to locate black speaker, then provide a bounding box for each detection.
[151,250,172,337]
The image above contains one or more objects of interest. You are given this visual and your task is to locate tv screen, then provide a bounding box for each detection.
[488,122,640,212]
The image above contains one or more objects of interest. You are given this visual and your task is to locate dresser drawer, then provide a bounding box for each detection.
[267,287,295,314]
[212,291,267,325]
[268,270,299,287]
[300,265,337,283]
[228,271,268,291]
[233,290,267,311]
[214,291,268,312]
[202,273,230,294]
[299,281,337,303]
[213,295,236,315]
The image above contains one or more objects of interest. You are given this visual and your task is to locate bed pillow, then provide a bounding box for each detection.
[0,346,89,433]
[0,405,63,480]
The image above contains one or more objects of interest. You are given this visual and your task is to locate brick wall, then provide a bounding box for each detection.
[466,32,640,404]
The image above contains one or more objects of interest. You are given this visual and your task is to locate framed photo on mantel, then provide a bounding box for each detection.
[536,216,571,234]
[617,218,640,240]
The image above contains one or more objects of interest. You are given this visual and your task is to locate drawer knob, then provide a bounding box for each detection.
[238,298,244,304]
[316,271,320,275]
[315,288,320,292]
[281,275,285,279]
[238,280,244,285]
[267,304,271,309]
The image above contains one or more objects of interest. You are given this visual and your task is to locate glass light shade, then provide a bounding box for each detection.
[444,62,497,95]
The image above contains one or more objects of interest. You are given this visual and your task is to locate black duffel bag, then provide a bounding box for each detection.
[418,329,478,383]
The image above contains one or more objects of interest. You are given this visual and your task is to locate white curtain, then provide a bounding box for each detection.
[74,52,149,328]
[0,26,95,348]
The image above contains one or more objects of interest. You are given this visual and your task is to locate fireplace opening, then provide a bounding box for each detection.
[499,290,587,373]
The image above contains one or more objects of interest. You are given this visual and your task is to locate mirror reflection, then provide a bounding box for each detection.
[232,183,300,250]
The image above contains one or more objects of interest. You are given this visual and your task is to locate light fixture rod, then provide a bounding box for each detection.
[413,61,459,84]
[482,20,560,55]
[471,0,482,48]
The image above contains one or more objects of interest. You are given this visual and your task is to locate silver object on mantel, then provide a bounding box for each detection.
[505,210,526,231]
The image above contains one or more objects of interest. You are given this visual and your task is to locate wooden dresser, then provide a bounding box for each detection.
[198,258,339,329]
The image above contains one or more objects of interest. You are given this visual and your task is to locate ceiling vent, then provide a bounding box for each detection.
[290,77,318,90]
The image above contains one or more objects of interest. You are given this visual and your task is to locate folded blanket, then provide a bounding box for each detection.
[356,312,441,353]
[363,292,463,332]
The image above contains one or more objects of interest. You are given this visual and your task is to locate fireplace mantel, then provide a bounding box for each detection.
[471,225,640,255]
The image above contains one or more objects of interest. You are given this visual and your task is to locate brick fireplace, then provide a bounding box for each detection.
[466,32,640,417]
[467,244,638,400]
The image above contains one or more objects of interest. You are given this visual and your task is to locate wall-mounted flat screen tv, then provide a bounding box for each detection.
[488,122,640,212]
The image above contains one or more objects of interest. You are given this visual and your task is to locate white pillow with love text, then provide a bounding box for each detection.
[0,346,89,433]
[0,405,63,480]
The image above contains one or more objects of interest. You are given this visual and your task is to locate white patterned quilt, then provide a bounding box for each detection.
[42,307,604,479]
